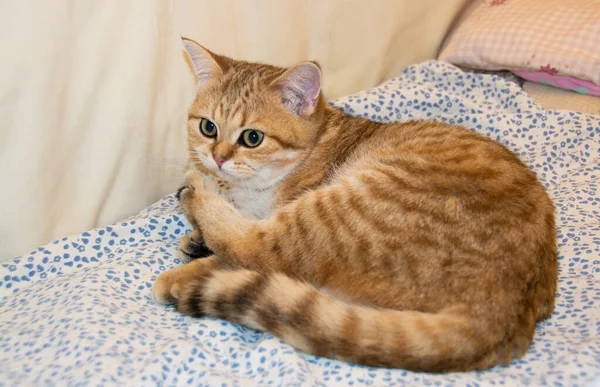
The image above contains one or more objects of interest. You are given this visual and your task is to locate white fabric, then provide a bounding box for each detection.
[0,0,464,261]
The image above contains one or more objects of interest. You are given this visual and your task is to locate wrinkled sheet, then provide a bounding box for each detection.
[1,61,599,386]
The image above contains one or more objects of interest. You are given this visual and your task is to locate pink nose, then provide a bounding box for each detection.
[213,155,225,168]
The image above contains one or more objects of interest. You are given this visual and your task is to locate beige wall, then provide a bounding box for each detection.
[176,0,466,99]
[0,0,464,261]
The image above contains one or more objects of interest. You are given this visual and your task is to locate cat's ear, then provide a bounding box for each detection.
[271,62,322,117]
[182,38,224,88]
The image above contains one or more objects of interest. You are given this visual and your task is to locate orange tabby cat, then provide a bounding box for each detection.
[152,38,558,372]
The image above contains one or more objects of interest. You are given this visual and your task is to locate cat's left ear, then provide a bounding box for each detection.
[270,62,322,117]
[182,38,225,89]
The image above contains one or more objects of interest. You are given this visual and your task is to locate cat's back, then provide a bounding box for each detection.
[334,118,555,240]
[279,114,550,210]
[277,115,556,317]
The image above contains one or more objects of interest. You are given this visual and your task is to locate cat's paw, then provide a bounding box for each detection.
[177,170,211,227]
[152,258,216,305]
[152,268,189,305]
[178,230,213,263]
[180,170,207,197]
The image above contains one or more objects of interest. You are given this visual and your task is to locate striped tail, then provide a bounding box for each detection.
[177,269,534,372]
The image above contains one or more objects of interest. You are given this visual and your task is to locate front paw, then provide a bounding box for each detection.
[152,257,217,305]
[152,267,191,305]
[178,230,213,263]
[177,170,209,228]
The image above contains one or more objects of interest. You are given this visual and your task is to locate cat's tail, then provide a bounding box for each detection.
[177,269,531,372]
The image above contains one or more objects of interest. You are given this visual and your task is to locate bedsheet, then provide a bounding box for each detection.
[1,61,599,386]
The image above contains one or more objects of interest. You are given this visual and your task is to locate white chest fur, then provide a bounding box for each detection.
[202,174,276,219]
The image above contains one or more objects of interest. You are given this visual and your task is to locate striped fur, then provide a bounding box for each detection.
[176,270,534,371]
[153,39,558,372]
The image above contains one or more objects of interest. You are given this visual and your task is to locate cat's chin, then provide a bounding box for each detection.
[216,168,246,180]
[195,164,246,180]
[195,164,281,189]
[216,169,261,186]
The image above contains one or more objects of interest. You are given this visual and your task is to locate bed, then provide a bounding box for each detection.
[1,61,599,386]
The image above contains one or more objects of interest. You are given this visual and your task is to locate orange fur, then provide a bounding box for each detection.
[153,39,558,372]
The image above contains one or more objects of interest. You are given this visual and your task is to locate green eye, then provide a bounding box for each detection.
[240,130,264,148]
[199,118,217,138]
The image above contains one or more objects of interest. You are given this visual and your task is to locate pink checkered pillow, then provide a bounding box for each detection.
[439,0,600,93]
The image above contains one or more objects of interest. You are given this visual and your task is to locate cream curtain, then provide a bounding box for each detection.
[0,0,464,261]
[177,0,466,99]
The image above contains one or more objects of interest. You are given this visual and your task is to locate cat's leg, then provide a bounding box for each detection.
[153,255,222,304]
[177,170,415,308]
[178,170,347,277]
[177,170,268,269]
[178,229,213,263]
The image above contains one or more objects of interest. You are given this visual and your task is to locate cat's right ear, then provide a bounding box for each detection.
[182,38,224,88]
[270,62,322,118]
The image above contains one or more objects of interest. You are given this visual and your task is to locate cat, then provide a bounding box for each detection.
[152,37,558,372]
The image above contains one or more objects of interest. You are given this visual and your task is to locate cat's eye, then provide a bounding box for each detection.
[199,118,218,138]
[239,130,264,148]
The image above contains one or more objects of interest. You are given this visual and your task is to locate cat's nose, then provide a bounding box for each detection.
[213,155,226,168]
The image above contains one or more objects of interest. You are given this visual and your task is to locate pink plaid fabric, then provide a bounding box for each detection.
[439,0,600,87]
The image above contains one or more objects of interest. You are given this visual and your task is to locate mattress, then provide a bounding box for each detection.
[1,61,599,386]
[463,68,600,115]
[522,81,600,115]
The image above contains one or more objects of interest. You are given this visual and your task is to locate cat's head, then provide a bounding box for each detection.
[182,38,325,188]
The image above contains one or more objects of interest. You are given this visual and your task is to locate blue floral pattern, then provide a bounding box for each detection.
[1,61,599,386]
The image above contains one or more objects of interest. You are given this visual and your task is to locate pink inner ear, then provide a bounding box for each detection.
[277,63,321,116]
[182,39,222,87]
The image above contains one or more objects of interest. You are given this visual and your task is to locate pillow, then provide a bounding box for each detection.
[439,0,600,94]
